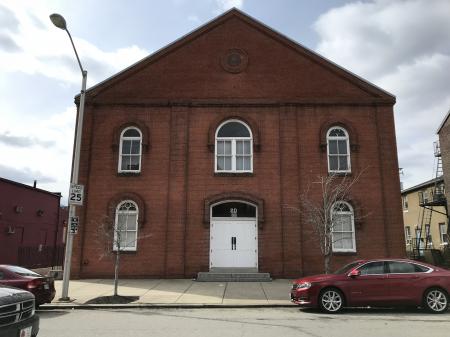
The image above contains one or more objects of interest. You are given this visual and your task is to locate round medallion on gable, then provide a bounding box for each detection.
[221,49,248,73]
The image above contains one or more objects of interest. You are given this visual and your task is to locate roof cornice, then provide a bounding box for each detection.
[401,176,444,195]
[0,177,62,198]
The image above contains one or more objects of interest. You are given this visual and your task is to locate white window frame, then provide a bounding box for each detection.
[331,201,356,253]
[439,223,448,245]
[215,119,253,173]
[113,200,139,252]
[118,127,142,173]
[415,228,421,241]
[404,226,412,245]
[419,190,429,204]
[402,195,408,211]
[423,191,429,203]
[327,126,351,174]
[424,224,433,248]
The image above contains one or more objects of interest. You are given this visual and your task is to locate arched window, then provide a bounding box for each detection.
[118,127,142,173]
[331,201,356,252]
[114,200,139,251]
[327,127,350,173]
[215,120,253,173]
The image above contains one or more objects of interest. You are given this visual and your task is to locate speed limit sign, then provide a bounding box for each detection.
[69,183,84,206]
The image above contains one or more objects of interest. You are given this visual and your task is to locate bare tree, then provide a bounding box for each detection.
[299,172,365,274]
[95,204,150,297]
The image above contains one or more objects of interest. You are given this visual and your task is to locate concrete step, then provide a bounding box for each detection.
[209,267,258,273]
[196,272,272,282]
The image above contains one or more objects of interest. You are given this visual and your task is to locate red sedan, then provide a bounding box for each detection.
[0,265,55,307]
[291,259,450,313]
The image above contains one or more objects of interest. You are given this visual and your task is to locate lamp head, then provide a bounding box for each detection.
[50,13,67,30]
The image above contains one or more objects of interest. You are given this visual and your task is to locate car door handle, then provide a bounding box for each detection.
[231,237,236,250]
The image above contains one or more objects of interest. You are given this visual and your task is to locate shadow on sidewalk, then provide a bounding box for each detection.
[84,295,140,305]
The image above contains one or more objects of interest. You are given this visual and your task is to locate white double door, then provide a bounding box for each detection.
[210,219,257,269]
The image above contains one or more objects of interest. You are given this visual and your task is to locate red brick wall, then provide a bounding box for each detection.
[0,179,62,266]
[70,11,404,279]
[439,117,450,213]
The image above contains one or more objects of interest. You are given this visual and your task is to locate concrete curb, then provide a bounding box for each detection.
[40,303,297,310]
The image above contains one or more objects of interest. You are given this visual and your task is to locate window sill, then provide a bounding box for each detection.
[117,172,141,177]
[113,249,137,254]
[214,172,254,177]
[332,251,357,256]
[328,172,352,177]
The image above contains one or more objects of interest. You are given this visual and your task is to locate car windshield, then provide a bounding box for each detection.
[333,261,363,274]
[5,265,41,277]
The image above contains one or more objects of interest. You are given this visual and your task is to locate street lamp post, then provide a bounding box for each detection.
[50,13,87,301]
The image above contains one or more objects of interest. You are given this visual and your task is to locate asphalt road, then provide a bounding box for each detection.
[38,307,450,337]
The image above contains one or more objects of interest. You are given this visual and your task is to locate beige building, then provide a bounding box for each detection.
[401,177,448,260]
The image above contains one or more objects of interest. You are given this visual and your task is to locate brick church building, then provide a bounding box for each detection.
[71,9,405,279]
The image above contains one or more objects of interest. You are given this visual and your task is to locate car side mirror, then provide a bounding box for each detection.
[348,269,361,278]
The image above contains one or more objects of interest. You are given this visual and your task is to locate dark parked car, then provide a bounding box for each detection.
[0,286,39,337]
[0,265,55,307]
[291,259,450,313]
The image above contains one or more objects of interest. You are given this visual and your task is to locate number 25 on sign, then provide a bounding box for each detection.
[69,183,84,206]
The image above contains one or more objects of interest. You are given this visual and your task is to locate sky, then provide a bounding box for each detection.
[1,0,449,204]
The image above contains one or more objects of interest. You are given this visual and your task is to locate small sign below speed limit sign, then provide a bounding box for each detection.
[69,183,84,206]
[69,216,79,234]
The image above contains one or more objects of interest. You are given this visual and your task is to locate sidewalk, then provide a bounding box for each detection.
[43,279,295,308]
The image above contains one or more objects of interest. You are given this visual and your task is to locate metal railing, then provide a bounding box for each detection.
[18,245,65,269]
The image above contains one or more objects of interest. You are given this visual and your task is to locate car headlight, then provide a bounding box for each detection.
[293,282,311,290]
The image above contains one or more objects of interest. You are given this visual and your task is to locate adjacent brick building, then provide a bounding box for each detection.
[438,109,450,214]
[71,9,405,279]
[0,178,66,268]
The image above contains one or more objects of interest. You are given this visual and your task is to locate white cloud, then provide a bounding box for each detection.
[315,0,450,79]
[314,0,450,189]
[0,132,55,148]
[0,164,56,185]
[0,1,149,87]
[0,1,151,203]
[0,106,76,202]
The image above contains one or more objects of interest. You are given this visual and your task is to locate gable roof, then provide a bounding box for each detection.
[401,176,444,195]
[79,8,395,103]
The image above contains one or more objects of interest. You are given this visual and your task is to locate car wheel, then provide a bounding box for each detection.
[423,288,449,313]
[319,288,344,313]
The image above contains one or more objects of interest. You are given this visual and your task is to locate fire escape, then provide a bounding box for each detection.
[412,141,448,260]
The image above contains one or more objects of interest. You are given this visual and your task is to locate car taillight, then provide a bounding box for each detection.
[27,279,43,289]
